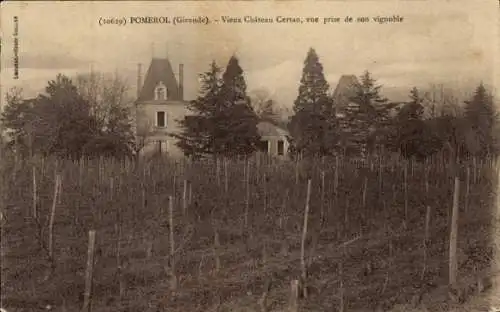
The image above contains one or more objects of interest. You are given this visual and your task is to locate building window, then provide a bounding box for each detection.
[156,111,166,128]
[258,140,269,153]
[277,140,284,156]
[157,140,168,154]
[155,81,167,100]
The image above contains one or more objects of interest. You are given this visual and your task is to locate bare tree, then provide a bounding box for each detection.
[421,84,464,119]
[440,86,464,118]
[249,88,292,129]
[75,71,133,131]
[75,71,136,157]
[249,88,277,120]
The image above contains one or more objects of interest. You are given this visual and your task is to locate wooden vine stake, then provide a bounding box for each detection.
[263,172,268,213]
[115,207,124,301]
[188,182,192,206]
[492,160,500,293]
[41,156,46,179]
[339,244,346,312]
[244,159,250,229]
[449,177,460,288]
[57,172,63,204]
[213,227,221,274]
[425,165,429,194]
[216,158,221,187]
[300,179,312,299]
[259,279,271,312]
[82,230,96,312]
[465,166,470,212]
[32,166,37,219]
[183,179,188,216]
[289,279,299,312]
[404,161,408,228]
[320,167,325,227]
[48,174,61,262]
[224,158,229,194]
[362,176,368,212]
[169,195,177,290]
[421,205,431,280]
[334,156,339,206]
[378,155,383,198]
[295,159,299,186]
[141,166,146,211]
[109,177,114,201]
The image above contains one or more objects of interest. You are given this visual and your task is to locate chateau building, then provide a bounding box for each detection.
[134,56,290,158]
[134,57,188,158]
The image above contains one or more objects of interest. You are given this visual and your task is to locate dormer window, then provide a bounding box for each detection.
[155,81,167,100]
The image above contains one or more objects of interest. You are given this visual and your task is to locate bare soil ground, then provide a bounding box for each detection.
[1,155,498,312]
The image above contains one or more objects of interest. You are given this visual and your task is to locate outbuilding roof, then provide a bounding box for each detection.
[257,120,288,138]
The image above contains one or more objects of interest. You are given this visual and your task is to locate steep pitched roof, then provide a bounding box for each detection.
[138,58,180,101]
[257,120,289,138]
[332,75,361,110]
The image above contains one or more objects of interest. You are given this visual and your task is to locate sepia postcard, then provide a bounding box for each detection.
[0,1,499,312]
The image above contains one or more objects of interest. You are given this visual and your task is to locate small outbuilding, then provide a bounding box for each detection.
[256,120,289,158]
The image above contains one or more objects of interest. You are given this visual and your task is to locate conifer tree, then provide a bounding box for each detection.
[405,87,425,120]
[175,61,223,158]
[343,71,389,157]
[176,56,261,159]
[218,55,261,157]
[288,48,336,157]
[464,83,496,155]
[391,87,428,158]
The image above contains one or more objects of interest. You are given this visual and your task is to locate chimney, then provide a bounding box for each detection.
[178,63,184,101]
[137,63,142,99]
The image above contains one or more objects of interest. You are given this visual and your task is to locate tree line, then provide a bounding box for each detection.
[176,48,498,160]
[288,48,498,160]
[1,48,498,161]
[1,73,135,160]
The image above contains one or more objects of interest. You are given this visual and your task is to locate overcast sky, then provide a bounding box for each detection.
[0,0,498,110]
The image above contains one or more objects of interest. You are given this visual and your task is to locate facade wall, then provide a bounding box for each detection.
[136,100,190,158]
[261,135,289,158]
